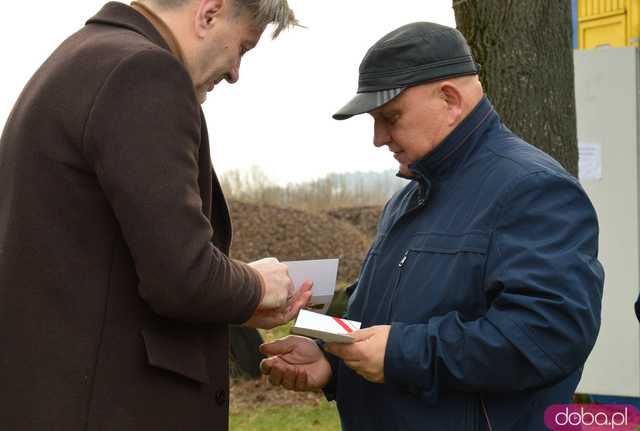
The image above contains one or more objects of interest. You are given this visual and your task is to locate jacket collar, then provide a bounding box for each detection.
[408,96,498,180]
[86,2,171,53]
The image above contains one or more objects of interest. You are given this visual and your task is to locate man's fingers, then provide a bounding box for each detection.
[260,358,273,375]
[298,280,313,294]
[282,306,300,323]
[294,370,308,392]
[259,336,297,356]
[283,289,313,321]
[261,352,319,392]
[288,281,313,305]
[281,365,297,390]
[299,289,312,309]
[268,363,285,386]
[267,357,301,387]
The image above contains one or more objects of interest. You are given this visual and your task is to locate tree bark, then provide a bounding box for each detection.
[454,0,578,176]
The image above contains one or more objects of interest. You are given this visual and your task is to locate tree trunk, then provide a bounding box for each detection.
[454,0,578,176]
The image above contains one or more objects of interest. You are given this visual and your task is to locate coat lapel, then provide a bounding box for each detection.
[199,111,232,255]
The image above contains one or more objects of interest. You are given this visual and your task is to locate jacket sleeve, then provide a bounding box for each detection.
[323,198,393,400]
[384,171,604,401]
[321,278,360,400]
[82,48,262,324]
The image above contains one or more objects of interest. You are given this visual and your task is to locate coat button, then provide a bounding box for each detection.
[215,389,227,406]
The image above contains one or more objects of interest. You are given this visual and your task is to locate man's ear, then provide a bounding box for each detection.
[194,0,225,38]
[440,82,464,127]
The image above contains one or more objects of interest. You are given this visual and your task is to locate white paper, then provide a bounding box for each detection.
[579,142,603,181]
[291,309,361,343]
[284,258,339,314]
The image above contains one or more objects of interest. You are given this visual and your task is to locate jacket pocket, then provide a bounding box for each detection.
[390,232,490,321]
[410,232,489,255]
[141,328,210,384]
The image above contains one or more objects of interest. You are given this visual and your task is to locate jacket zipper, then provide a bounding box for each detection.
[388,249,410,318]
[378,176,429,320]
[399,252,408,268]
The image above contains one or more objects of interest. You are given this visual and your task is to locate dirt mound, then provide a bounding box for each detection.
[324,206,383,241]
[230,377,323,414]
[228,200,370,284]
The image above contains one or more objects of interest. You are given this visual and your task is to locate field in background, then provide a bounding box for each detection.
[220,166,404,212]
[223,168,389,430]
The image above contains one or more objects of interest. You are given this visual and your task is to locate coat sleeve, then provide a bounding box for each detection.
[384,171,604,402]
[82,48,262,324]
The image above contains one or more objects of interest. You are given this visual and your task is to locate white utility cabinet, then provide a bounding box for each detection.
[575,47,640,396]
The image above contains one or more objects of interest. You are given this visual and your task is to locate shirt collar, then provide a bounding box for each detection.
[130,1,185,63]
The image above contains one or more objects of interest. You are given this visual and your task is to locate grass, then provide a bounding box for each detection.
[230,399,340,431]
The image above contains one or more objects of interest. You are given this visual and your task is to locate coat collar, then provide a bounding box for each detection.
[408,96,498,180]
[130,1,185,62]
[86,2,171,53]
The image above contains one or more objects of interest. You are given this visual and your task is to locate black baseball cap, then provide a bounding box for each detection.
[333,22,480,120]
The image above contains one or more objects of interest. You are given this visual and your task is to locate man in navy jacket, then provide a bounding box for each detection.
[260,22,604,430]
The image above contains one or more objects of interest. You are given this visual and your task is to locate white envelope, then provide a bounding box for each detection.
[284,258,339,314]
[291,309,361,343]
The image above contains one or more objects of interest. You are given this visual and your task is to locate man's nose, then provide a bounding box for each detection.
[373,120,390,147]
[226,60,240,84]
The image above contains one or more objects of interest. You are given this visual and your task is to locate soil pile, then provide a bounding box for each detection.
[228,200,371,284]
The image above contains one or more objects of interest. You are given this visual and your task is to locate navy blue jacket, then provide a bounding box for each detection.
[324,97,604,430]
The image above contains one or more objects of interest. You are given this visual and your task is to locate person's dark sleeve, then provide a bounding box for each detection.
[383,171,604,402]
[321,349,341,401]
[82,48,262,324]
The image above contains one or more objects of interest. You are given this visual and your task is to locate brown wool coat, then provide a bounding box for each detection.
[0,3,263,429]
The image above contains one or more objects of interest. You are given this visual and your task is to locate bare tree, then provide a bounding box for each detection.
[220,167,402,210]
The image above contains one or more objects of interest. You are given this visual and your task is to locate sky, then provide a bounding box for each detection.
[0,1,456,185]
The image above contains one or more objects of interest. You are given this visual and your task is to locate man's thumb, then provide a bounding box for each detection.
[259,336,297,356]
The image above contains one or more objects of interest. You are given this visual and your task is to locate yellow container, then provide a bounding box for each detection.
[578,0,640,49]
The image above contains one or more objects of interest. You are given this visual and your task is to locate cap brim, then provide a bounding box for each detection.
[332,88,405,120]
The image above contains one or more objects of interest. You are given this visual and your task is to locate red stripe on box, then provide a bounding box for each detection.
[333,317,354,333]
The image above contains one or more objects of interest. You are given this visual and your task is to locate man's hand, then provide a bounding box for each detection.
[260,336,332,392]
[249,258,294,310]
[325,325,390,384]
[244,281,313,329]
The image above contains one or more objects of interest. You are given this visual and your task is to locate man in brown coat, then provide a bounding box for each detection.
[0,0,308,429]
